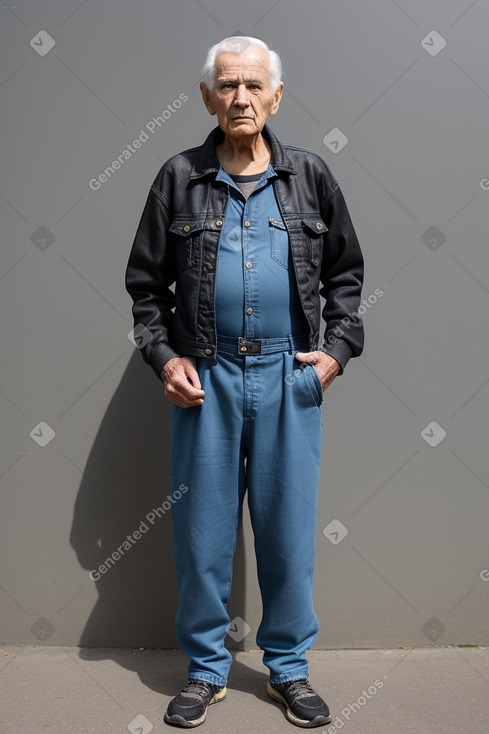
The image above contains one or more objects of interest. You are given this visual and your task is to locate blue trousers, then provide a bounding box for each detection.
[169,348,323,686]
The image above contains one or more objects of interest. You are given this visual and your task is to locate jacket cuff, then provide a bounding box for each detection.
[150,343,181,381]
[318,339,352,376]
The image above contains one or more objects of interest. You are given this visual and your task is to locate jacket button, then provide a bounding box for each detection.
[183,224,190,232]
[316,222,323,230]
[245,261,253,269]
[240,346,247,352]
[204,348,213,355]
[215,219,223,227]
[246,307,253,315]
[244,220,251,228]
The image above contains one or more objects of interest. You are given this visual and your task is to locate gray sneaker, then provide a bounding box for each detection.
[164,678,227,728]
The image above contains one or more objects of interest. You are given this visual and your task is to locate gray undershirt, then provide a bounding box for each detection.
[229,171,267,199]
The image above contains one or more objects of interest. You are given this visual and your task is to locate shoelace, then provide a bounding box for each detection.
[180,679,214,700]
[284,678,317,701]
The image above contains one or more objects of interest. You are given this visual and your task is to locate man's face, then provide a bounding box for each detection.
[200,46,283,137]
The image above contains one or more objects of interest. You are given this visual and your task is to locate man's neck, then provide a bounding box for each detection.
[216,133,271,175]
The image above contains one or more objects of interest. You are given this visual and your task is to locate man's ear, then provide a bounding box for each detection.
[268,81,284,117]
[200,82,216,116]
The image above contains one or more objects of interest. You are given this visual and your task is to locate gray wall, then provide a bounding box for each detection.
[1,0,489,650]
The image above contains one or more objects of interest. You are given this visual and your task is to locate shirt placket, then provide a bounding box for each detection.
[215,167,276,342]
[241,172,274,341]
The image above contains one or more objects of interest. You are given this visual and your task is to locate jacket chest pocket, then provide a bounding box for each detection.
[300,217,328,266]
[269,217,290,269]
[169,218,205,271]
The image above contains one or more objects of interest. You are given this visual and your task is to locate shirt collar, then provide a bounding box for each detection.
[190,123,297,180]
[215,161,275,185]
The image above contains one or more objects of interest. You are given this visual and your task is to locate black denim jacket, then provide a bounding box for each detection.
[125,124,364,380]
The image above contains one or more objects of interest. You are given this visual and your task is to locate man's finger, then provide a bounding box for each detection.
[165,364,205,402]
[167,393,204,408]
[165,381,204,407]
[167,375,204,399]
[182,359,202,391]
[295,350,319,363]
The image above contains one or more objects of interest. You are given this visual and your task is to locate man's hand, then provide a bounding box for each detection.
[295,351,340,391]
[161,356,205,408]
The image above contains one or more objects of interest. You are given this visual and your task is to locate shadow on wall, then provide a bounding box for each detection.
[69,349,246,658]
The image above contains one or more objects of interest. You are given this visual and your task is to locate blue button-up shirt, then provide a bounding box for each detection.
[214,163,308,339]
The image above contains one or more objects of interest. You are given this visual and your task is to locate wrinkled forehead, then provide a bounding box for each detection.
[214,47,270,82]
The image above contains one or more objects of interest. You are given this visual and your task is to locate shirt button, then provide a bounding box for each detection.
[246,307,253,315]
[244,220,251,228]
[204,348,213,355]
[245,261,253,269]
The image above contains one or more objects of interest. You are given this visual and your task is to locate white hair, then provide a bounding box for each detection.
[201,36,282,92]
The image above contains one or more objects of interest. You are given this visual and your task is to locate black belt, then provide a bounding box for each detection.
[216,334,309,356]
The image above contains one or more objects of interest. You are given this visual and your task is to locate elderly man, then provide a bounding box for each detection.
[125,36,364,729]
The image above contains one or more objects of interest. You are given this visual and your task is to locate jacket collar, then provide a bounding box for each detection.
[190,123,297,179]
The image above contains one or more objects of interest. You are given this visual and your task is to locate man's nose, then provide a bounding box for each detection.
[234,84,250,107]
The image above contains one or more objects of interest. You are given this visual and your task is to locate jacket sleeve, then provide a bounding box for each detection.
[125,182,180,381]
[319,181,365,374]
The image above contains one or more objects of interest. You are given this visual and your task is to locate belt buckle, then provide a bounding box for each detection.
[238,337,261,355]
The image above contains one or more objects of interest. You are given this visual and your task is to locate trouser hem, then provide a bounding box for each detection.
[188,672,227,687]
[269,667,309,685]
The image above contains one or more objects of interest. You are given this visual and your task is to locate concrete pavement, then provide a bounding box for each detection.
[1,645,488,733]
